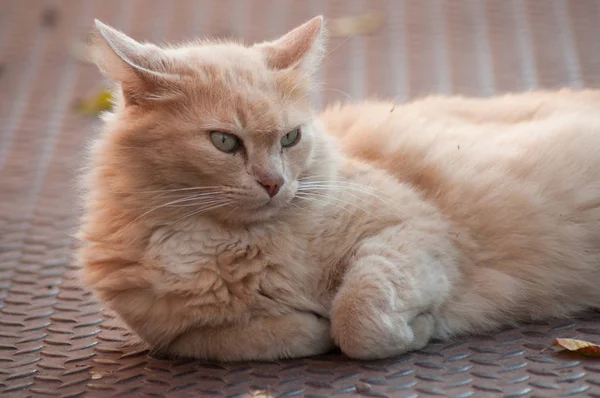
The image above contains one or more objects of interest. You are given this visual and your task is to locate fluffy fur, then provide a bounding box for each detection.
[77,17,600,361]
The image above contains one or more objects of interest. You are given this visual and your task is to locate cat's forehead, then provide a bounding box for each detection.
[169,43,265,74]
[167,44,310,132]
[201,89,299,138]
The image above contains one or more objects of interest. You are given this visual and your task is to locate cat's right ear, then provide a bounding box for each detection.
[255,16,326,76]
[87,20,181,105]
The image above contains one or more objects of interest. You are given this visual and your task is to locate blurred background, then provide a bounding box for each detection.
[1,1,600,397]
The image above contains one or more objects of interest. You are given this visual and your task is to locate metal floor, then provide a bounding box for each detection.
[1,0,600,397]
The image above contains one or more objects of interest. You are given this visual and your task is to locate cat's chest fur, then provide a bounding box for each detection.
[143,215,326,318]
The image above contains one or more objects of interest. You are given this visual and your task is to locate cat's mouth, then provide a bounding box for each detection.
[255,196,285,210]
[246,190,294,214]
[221,187,297,224]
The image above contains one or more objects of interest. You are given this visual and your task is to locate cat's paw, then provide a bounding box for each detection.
[284,312,335,358]
[331,308,435,360]
[163,311,334,361]
[408,312,436,351]
[330,270,436,360]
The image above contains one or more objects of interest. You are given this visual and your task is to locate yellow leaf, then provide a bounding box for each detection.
[74,89,113,116]
[329,11,385,38]
[553,338,600,357]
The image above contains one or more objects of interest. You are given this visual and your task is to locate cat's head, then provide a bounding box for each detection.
[88,17,334,225]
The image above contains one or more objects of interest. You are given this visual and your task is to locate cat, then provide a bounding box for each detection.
[77,15,600,361]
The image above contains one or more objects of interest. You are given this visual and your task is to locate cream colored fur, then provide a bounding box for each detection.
[77,17,600,361]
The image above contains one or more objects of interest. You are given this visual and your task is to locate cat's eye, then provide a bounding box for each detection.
[281,128,301,148]
[210,131,240,153]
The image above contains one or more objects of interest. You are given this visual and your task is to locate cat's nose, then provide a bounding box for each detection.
[256,174,285,198]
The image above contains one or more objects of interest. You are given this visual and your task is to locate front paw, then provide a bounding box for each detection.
[332,307,435,359]
[164,312,335,361]
[331,277,436,360]
[285,312,335,358]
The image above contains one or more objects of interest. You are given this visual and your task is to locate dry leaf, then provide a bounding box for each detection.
[553,338,600,357]
[74,89,113,116]
[329,11,385,38]
[244,390,273,398]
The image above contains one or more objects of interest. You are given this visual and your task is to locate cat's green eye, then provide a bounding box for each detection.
[210,131,240,153]
[281,128,301,148]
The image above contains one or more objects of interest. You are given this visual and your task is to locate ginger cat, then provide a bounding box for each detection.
[77,16,600,361]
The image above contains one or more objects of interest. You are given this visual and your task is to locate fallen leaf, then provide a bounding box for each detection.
[355,382,372,393]
[244,390,273,398]
[553,338,600,357]
[329,11,385,38]
[74,89,113,116]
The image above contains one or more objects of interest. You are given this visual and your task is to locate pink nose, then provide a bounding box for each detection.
[256,174,285,198]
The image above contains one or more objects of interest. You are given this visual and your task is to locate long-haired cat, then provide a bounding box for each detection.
[77,16,600,361]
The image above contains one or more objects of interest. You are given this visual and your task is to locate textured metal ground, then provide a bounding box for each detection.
[1,0,600,397]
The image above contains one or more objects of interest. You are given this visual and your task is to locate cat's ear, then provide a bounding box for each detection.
[87,20,182,105]
[255,16,326,75]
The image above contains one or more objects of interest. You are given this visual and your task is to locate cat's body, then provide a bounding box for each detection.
[78,17,600,361]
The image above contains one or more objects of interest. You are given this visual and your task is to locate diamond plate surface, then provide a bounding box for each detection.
[1,0,600,397]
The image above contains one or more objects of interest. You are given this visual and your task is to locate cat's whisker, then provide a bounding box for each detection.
[298,185,369,209]
[137,189,233,209]
[221,204,245,223]
[295,193,355,217]
[299,181,384,198]
[286,91,314,108]
[296,191,378,219]
[168,201,234,226]
[299,182,386,199]
[113,186,227,195]
[298,179,410,220]
[166,192,224,201]
[297,181,413,222]
[148,192,224,208]
[298,174,330,182]
[114,188,227,206]
[323,36,351,59]
[288,201,311,214]
[113,193,228,235]
[161,198,229,208]
[320,87,356,103]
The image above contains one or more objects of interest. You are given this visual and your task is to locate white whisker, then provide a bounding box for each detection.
[297,178,410,222]
[112,192,228,235]
[300,179,401,206]
[296,192,357,218]
[320,87,356,103]
[302,191,381,220]
[222,204,242,221]
[289,201,311,214]
[114,186,226,195]
[162,198,228,208]
[168,201,234,226]
[153,192,224,208]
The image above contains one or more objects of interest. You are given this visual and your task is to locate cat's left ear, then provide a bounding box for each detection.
[255,16,326,75]
[87,20,183,105]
